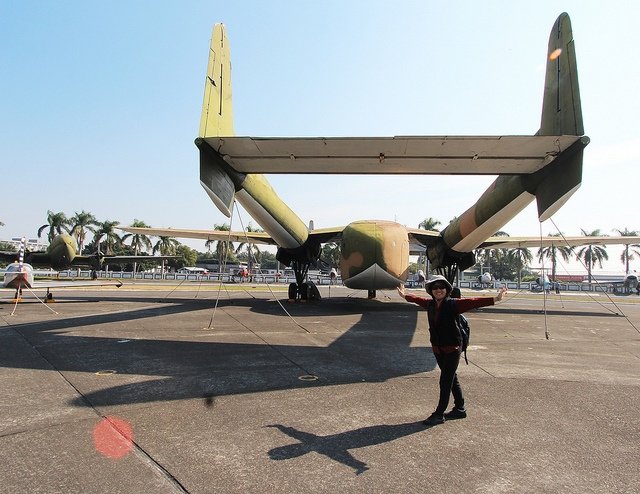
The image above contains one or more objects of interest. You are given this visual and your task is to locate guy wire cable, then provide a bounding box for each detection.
[234,205,311,334]
[206,206,237,330]
[550,218,640,334]
[11,286,59,316]
[540,222,550,339]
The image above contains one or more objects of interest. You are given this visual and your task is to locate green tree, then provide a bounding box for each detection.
[37,210,70,243]
[235,223,263,270]
[69,210,99,254]
[122,219,154,273]
[508,247,533,288]
[321,242,341,269]
[168,244,198,271]
[418,217,441,231]
[475,231,509,279]
[258,250,278,270]
[210,223,234,269]
[537,233,573,282]
[575,229,609,285]
[94,220,122,255]
[153,236,180,256]
[122,219,153,255]
[417,218,441,274]
[613,228,640,274]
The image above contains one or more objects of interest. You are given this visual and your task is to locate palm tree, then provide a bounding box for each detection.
[537,233,573,282]
[508,247,533,288]
[122,219,153,273]
[613,228,640,274]
[418,217,441,231]
[575,229,609,285]
[209,223,234,271]
[37,210,70,243]
[235,223,264,271]
[94,220,122,255]
[417,218,441,275]
[93,220,122,272]
[475,230,509,278]
[152,236,180,256]
[69,210,99,254]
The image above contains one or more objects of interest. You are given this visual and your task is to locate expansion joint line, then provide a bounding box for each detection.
[469,360,496,378]
[6,323,189,491]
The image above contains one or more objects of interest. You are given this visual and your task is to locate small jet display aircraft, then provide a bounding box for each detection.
[2,239,122,301]
[121,14,640,300]
[0,233,175,272]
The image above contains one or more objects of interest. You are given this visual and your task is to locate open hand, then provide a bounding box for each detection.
[496,286,507,302]
[397,284,406,299]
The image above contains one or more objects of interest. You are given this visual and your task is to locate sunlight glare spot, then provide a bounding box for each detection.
[549,48,562,60]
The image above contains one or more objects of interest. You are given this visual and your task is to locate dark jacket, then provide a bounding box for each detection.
[404,294,494,347]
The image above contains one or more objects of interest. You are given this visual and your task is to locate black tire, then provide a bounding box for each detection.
[300,282,309,300]
[288,283,298,300]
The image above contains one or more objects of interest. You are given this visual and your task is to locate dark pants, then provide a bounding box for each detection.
[433,349,464,415]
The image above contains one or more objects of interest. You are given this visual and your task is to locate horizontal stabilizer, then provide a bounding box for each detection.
[206,135,581,175]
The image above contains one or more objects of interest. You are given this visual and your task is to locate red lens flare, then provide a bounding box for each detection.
[93,416,134,459]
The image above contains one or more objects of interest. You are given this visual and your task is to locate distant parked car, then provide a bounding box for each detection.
[177,267,209,275]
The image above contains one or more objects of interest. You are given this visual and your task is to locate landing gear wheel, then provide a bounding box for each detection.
[306,281,321,300]
[299,282,309,301]
[288,283,298,301]
[367,289,376,299]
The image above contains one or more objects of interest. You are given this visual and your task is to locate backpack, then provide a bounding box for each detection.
[456,314,471,364]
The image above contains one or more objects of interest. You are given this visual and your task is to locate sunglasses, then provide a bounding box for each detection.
[431,284,447,290]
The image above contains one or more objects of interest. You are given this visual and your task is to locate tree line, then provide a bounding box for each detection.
[3,212,639,281]
[418,217,640,284]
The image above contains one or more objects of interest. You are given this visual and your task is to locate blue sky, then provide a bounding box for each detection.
[2,1,639,272]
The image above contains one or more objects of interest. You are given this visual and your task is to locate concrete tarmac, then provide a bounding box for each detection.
[0,283,638,493]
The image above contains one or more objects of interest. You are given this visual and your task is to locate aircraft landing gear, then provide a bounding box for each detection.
[287,261,321,301]
[367,289,376,299]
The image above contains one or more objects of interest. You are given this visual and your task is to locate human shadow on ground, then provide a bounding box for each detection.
[266,421,428,475]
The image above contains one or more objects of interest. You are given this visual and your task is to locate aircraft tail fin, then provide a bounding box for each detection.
[538,13,583,136]
[197,24,238,217]
[533,13,588,222]
[199,24,235,138]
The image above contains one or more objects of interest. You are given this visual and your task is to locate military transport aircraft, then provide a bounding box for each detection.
[0,233,175,272]
[2,239,122,301]
[120,14,640,300]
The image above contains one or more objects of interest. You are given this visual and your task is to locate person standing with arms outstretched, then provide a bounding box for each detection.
[398,275,506,426]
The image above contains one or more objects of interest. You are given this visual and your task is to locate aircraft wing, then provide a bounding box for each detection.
[206,135,581,174]
[118,227,278,245]
[478,235,640,249]
[119,226,348,246]
[406,228,442,255]
[101,255,179,264]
